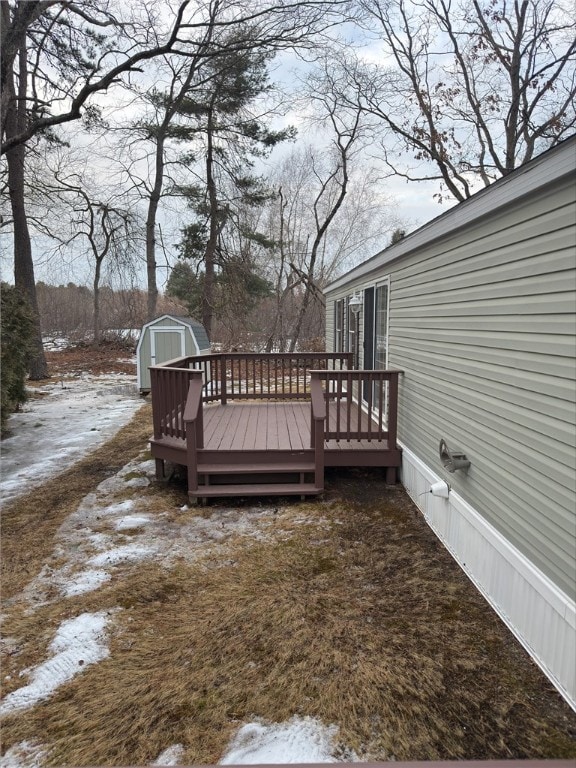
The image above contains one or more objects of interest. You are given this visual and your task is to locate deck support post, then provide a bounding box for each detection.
[186,427,198,495]
[220,355,227,405]
[155,458,165,479]
[183,375,204,498]
[314,420,325,490]
[310,373,327,491]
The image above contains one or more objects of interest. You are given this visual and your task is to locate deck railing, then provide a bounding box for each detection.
[310,370,400,445]
[151,351,353,406]
[183,376,204,493]
[150,365,202,441]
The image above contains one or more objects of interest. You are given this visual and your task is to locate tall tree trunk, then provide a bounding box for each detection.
[202,105,218,338]
[145,135,164,321]
[93,258,102,343]
[5,26,48,378]
[289,149,350,352]
[265,188,288,353]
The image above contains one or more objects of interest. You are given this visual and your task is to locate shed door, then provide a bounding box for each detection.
[150,327,186,365]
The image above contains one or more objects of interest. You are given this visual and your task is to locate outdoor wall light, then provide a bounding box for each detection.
[439,439,471,473]
[349,293,363,314]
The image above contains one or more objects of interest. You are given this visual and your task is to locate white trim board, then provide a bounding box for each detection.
[399,442,576,712]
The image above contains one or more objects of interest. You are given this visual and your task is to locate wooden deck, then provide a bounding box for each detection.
[149,352,402,501]
[201,401,398,455]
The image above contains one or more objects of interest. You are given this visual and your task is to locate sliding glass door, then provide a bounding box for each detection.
[363,280,389,412]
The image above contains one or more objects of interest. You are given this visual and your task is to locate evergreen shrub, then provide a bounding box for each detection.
[1,283,35,434]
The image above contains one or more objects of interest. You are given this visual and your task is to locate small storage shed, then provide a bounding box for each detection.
[136,314,210,393]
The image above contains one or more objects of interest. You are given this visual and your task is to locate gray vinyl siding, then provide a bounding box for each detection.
[325,155,576,598]
[326,306,335,352]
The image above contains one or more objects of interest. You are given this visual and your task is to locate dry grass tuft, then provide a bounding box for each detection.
[2,471,575,765]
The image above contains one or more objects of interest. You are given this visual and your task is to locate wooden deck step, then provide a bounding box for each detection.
[190,482,322,498]
[197,461,315,475]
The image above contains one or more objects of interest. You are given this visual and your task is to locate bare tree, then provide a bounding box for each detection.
[259,139,396,352]
[286,62,366,350]
[342,0,576,201]
[0,1,192,154]
[2,2,47,375]
[38,165,139,342]
[0,0,186,375]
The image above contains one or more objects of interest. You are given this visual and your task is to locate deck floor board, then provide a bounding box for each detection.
[199,401,389,453]
[203,402,311,452]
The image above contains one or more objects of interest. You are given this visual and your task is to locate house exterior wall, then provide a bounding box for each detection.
[324,139,576,709]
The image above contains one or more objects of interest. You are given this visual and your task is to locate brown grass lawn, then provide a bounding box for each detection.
[1,405,575,765]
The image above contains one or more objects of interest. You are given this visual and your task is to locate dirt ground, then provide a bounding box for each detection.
[43,339,137,379]
[1,342,575,765]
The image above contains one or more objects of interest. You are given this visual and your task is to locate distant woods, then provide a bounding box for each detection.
[35,283,180,344]
[36,279,325,353]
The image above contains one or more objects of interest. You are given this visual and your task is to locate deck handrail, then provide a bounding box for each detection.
[150,366,202,440]
[310,369,401,445]
[150,351,353,405]
[183,376,204,493]
[310,377,327,489]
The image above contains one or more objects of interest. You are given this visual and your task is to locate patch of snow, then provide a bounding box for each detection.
[88,544,154,567]
[62,570,111,597]
[87,532,114,549]
[219,717,358,764]
[9,470,327,611]
[0,611,114,715]
[0,374,142,505]
[151,744,185,765]
[124,476,150,488]
[114,515,151,530]
[96,462,153,495]
[0,740,46,768]
[99,499,136,517]
[2,443,329,617]
[42,336,70,351]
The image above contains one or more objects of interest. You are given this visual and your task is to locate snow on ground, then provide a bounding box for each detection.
[148,718,358,766]
[0,372,143,505]
[0,742,46,768]
[5,453,318,614]
[0,611,114,715]
[219,717,359,764]
[151,744,186,765]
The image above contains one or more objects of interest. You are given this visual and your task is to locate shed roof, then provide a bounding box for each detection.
[325,134,576,294]
[147,314,210,350]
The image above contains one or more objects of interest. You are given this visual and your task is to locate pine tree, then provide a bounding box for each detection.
[170,37,293,335]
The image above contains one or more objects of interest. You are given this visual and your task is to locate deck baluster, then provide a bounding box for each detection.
[335,374,342,441]
[366,372,373,441]
[220,355,228,404]
[388,372,398,448]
